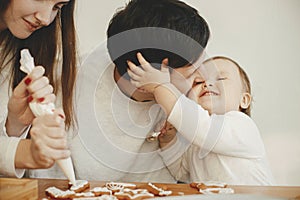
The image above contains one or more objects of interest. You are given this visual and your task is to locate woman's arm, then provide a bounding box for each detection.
[1,109,70,178]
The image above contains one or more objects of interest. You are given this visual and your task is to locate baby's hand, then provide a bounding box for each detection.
[127,52,170,93]
[158,121,177,148]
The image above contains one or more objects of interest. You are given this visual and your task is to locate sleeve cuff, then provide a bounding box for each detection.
[158,133,190,166]
[1,117,30,139]
[0,137,25,178]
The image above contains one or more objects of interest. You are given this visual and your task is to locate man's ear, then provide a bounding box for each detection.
[240,92,251,109]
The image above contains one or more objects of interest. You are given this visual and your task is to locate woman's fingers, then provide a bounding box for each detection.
[30,141,70,168]
[27,76,50,94]
[15,65,52,98]
[29,109,70,168]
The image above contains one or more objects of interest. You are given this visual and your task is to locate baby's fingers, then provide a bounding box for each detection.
[136,52,152,71]
[127,60,145,76]
[130,79,142,88]
[127,69,141,81]
[161,58,169,73]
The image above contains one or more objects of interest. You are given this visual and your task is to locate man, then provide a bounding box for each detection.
[73,0,210,182]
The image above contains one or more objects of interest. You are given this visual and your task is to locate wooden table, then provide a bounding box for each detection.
[1,178,300,199]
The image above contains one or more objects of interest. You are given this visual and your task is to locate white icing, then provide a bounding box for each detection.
[75,192,95,197]
[123,188,148,194]
[148,182,172,196]
[105,182,136,189]
[74,196,117,200]
[117,182,136,188]
[70,180,88,191]
[200,187,234,194]
[201,181,227,188]
[218,188,234,194]
[159,190,172,196]
[115,189,154,199]
[105,182,124,191]
[91,187,112,194]
[45,187,75,198]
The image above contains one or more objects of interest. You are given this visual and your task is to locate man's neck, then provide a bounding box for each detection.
[113,67,154,102]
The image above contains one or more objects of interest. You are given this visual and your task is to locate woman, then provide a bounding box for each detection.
[0,0,77,177]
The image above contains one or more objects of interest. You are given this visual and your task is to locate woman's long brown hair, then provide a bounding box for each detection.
[0,0,77,129]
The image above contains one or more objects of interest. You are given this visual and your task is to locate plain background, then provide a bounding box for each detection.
[75,0,300,185]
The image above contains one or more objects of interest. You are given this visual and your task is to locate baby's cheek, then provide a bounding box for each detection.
[170,73,193,94]
[187,87,200,101]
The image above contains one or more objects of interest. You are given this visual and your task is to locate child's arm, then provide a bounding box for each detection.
[127,53,211,149]
[158,122,190,182]
[158,127,192,183]
[127,52,181,116]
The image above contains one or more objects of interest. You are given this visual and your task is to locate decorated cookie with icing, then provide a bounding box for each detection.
[190,181,227,190]
[114,188,154,200]
[78,195,118,200]
[199,187,234,194]
[69,180,90,193]
[144,183,172,196]
[45,187,75,199]
[105,182,137,194]
[91,187,112,196]
[190,181,234,195]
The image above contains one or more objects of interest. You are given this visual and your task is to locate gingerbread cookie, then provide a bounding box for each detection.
[69,180,90,193]
[190,181,227,190]
[91,187,112,196]
[73,196,117,200]
[145,183,172,196]
[190,181,234,194]
[45,187,75,199]
[114,188,154,200]
[105,182,137,193]
[74,191,96,198]
[199,187,234,194]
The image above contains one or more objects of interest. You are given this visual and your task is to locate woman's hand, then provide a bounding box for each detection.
[15,109,70,169]
[29,109,70,168]
[6,66,55,136]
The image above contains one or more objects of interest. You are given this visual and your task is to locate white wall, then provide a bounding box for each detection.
[75,0,300,186]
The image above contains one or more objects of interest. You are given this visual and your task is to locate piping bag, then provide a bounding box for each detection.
[20,49,76,185]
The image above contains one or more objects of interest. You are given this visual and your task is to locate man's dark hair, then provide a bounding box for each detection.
[107,0,210,78]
